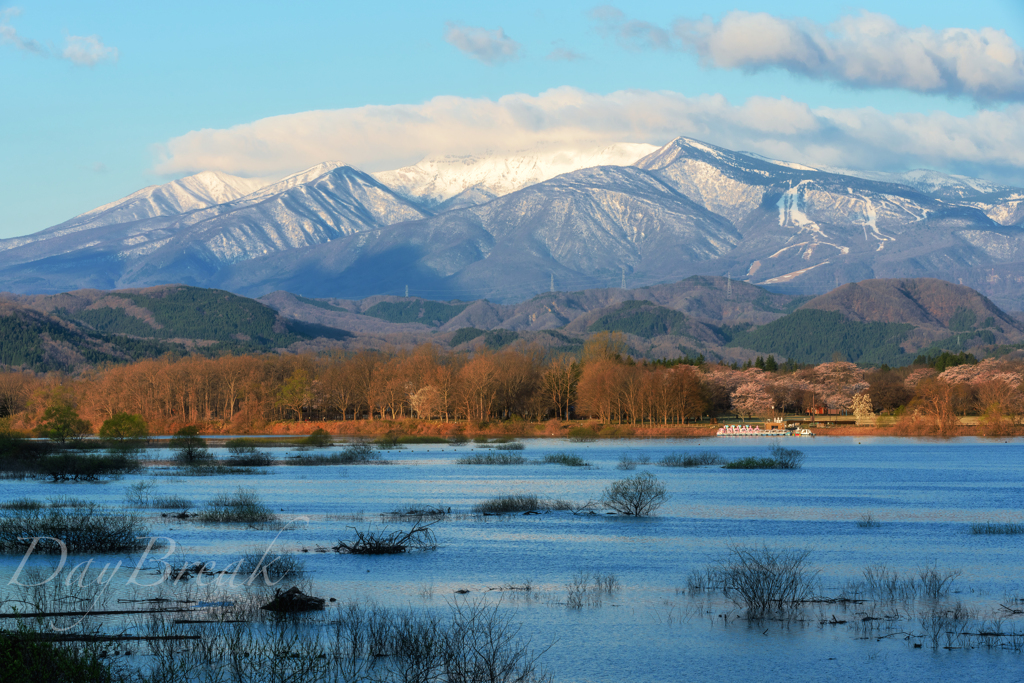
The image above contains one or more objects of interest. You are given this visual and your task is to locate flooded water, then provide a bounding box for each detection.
[2,436,1023,681]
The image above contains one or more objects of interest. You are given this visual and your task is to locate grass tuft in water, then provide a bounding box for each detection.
[541,452,590,467]
[456,453,528,465]
[659,452,723,467]
[198,487,276,524]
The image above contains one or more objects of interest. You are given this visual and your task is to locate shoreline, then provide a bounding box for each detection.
[141,419,1020,443]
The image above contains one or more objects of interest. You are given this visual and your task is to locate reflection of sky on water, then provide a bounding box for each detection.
[1,436,1023,681]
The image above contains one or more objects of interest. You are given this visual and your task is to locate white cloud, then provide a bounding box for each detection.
[593,8,1024,103]
[0,8,45,55]
[1,9,118,66]
[674,11,1024,102]
[62,34,118,66]
[443,23,521,65]
[153,87,1024,186]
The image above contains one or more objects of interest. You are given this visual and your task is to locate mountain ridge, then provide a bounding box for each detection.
[3,137,1024,309]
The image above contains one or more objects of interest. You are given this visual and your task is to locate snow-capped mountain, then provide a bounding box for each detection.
[372,143,658,206]
[2,137,1024,309]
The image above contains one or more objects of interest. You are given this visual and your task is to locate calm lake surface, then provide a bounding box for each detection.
[2,436,1023,681]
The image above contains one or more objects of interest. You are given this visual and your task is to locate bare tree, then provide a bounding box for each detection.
[601,471,668,516]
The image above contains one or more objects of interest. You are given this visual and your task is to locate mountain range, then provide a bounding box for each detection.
[2,138,1023,310]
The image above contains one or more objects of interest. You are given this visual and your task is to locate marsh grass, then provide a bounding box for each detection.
[0,503,149,554]
[286,443,382,465]
[0,497,45,511]
[970,521,1024,534]
[474,494,543,514]
[860,563,962,601]
[234,548,305,582]
[456,453,528,465]
[567,426,598,442]
[152,495,193,509]
[197,488,276,524]
[541,452,590,467]
[659,452,723,467]
[723,445,805,470]
[565,571,618,609]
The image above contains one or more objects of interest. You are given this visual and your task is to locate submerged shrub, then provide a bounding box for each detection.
[225,439,274,467]
[198,487,276,524]
[171,426,212,466]
[493,441,525,451]
[37,451,139,481]
[301,428,333,447]
[601,471,668,516]
[333,521,437,554]
[0,503,149,554]
[716,544,818,618]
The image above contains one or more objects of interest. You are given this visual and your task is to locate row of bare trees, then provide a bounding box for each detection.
[1,339,1022,435]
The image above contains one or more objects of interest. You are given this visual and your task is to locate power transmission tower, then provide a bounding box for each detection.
[727,274,732,299]
[550,273,554,293]
[621,268,626,289]
[405,285,409,298]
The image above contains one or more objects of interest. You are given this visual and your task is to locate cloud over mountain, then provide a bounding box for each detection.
[154,87,1024,186]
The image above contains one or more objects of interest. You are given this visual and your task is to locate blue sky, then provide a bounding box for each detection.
[1,0,1023,239]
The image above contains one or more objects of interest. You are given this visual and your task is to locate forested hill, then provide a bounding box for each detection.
[3,277,1022,372]
[0,285,349,372]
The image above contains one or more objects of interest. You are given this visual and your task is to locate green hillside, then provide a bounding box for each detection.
[589,301,688,339]
[0,311,177,372]
[56,286,349,350]
[362,300,468,325]
[728,309,914,366]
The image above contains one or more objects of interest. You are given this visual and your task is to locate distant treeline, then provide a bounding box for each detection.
[0,332,1019,436]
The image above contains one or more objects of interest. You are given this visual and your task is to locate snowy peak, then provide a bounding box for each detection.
[372,143,658,205]
[78,171,274,222]
[240,162,347,202]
